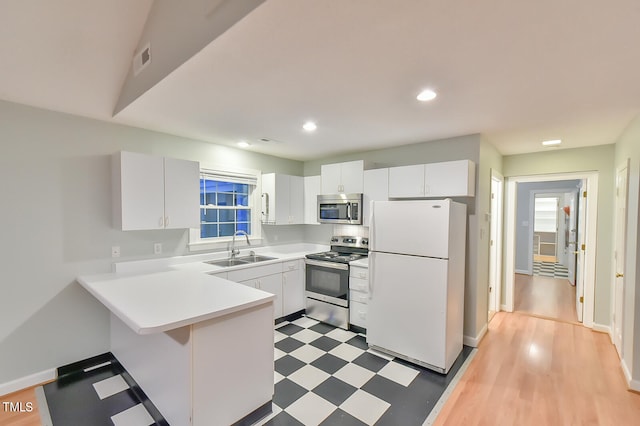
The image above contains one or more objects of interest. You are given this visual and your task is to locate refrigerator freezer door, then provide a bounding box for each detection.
[367,251,448,370]
[370,200,451,258]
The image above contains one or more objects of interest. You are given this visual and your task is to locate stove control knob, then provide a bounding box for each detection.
[362,238,369,246]
[331,237,339,243]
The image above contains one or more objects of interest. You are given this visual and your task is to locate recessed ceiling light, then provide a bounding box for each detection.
[416,89,437,102]
[542,139,562,146]
[303,121,317,132]
[237,141,250,148]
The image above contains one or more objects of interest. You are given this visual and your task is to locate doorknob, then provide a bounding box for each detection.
[616,273,624,278]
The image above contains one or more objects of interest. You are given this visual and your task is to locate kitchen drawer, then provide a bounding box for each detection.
[349,266,368,280]
[349,291,368,304]
[349,300,368,328]
[282,259,300,272]
[349,277,368,293]
[227,262,282,282]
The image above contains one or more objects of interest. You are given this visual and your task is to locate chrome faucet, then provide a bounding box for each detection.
[230,230,250,258]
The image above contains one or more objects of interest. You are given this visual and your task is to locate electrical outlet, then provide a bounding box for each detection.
[111,246,121,258]
[154,243,162,255]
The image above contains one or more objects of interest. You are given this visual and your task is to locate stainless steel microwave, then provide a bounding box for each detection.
[317,193,363,225]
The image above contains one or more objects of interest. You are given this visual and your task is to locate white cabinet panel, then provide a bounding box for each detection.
[261,173,303,225]
[388,164,425,198]
[388,160,476,198]
[283,260,305,316]
[303,175,321,225]
[424,160,476,197]
[227,263,282,282]
[321,160,364,194]
[113,151,199,230]
[363,168,388,227]
[164,157,200,229]
[340,160,365,194]
[349,300,368,328]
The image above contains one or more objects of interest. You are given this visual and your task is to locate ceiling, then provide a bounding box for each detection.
[1,0,639,161]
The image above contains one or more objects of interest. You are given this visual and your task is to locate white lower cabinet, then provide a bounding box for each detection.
[240,274,283,319]
[228,259,305,321]
[349,265,369,329]
[283,260,305,316]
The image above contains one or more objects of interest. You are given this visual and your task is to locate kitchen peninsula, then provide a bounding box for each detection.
[77,269,275,426]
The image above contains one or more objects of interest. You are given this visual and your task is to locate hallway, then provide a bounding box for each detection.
[434,312,640,425]
[514,273,577,323]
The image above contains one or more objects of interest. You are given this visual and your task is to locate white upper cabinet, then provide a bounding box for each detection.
[113,151,199,230]
[363,168,389,227]
[388,160,476,198]
[261,173,304,225]
[303,175,321,225]
[388,164,424,198]
[321,160,364,194]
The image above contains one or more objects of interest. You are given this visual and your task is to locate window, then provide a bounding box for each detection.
[193,168,260,246]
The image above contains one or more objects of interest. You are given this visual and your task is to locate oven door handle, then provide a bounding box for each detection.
[305,259,349,271]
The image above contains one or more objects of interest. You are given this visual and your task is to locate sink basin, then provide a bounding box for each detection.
[204,255,277,267]
[205,258,250,267]
[235,255,278,263]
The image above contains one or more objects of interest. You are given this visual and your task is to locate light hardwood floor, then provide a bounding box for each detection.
[434,312,640,425]
[514,273,577,323]
[0,387,41,426]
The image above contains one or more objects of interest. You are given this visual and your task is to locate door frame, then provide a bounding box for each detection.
[504,172,598,328]
[489,169,504,318]
[612,160,629,356]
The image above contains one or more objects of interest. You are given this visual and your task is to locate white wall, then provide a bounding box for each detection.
[0,100,304,385]
[613,114,640,388]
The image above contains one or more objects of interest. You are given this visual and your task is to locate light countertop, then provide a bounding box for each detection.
[78,243,330,335]
[77,270,275,335]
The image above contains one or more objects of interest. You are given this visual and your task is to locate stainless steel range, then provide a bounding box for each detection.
[305,236,368,329]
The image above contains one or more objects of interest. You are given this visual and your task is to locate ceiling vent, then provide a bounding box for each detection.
[133,43,151,77]
[258,137,282,144]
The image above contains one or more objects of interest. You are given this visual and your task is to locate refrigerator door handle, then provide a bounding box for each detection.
[369,252,375,298]
[369,202,375,251]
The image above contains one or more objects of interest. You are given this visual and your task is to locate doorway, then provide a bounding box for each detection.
[505,172,598,328]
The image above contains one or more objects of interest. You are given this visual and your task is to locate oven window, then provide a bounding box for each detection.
[306,266,348,299]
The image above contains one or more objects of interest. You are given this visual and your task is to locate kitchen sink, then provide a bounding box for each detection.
[204,255,277,267]
[205,258,250,267]
[235,255,277,263]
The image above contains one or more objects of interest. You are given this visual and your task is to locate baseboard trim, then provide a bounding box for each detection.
[0,368,56,397]
[515,269,529,275]
[592,323,611,338]
[500,304,510,312]
[621,360,640,392]
[463,323,488,348]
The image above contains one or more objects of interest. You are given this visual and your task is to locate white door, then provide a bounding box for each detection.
[613,161,629,357]
[566,191,578,285]
[488,171,503,317]
[575,182,587,322]
[367,251,448,368]
[370,200,450,258]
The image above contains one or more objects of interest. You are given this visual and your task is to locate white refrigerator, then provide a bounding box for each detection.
[367,199,467,374]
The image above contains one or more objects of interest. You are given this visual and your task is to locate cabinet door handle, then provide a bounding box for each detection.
[159,217,164,227]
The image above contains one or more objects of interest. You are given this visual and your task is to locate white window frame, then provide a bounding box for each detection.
[188,164,262,252]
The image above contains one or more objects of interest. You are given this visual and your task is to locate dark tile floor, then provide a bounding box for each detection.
[533,261,570,278]
[262,316,473,426]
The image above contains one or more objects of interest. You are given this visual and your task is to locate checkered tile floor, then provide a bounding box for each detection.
[261,316,472,426]
[533,261,570,279]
